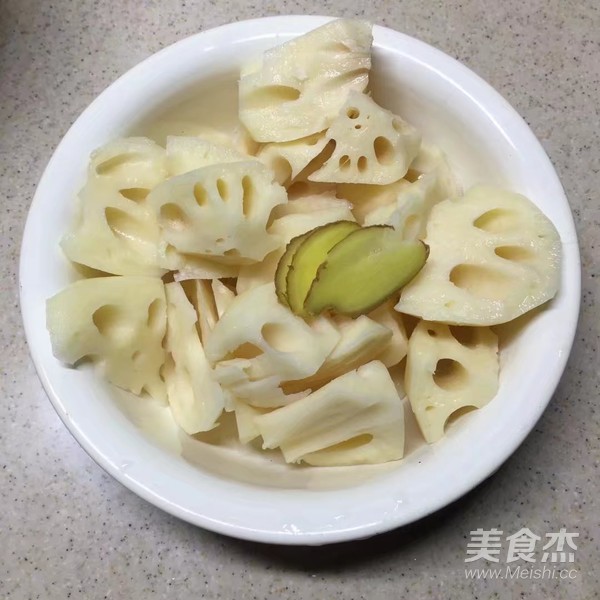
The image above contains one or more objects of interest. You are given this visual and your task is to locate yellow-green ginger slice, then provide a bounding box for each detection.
[305,226,429,317]
[286,221,360,315]
[274,231,312,307]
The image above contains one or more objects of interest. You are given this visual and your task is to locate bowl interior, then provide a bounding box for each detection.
[20,16,580,543]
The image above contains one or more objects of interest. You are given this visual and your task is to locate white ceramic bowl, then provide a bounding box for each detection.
[20,16,580,545]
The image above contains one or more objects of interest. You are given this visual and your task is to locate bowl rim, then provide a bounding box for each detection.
[20,15,581,545]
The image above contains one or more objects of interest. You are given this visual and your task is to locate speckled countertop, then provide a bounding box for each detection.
[1,1,598,598]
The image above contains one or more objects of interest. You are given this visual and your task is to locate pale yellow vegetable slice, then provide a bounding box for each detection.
[257,133,329,185]
[166,135,252,176]
[233,400,272,444]
[191,279,218,345]
[255,361,404,465]
[204,283,340,384]
[282,315,391,394]
[336,180,409,224]
[46,276,167,402]
[305,226,429,317]
[166,251,239,281]
[405,320,498,443]
[163,282,224,433]
[271,193,352,221]
[368,301,408,367]
[286,220,359,315]
[147,160,286,265]
[211,280,236,318]
[308,91,421,185]
[214,361,309,408]
[61,138,168,277]
[395,185,561,325]
[239,19,372,142]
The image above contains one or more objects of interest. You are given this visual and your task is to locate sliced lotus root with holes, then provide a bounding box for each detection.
[163,282,225,433]
[257,133,329,185]
[88,137,168,190]
[166,136,254,177]
[239,19,372,142]
[269,195,355,244]
[147,160,287,265]
[309,91,421,185]
[169,252,240,281]
[211,280,236,318]
[213,362,309,408]
[233,400,273,444]
[61,138,168,276]
[270,192,353,223]
[255,361,405,466]
[46,276,167,401]
[237,200,355,296]
[336,180,410,224]
[363,145,460,238]
[368,300,408,367]
[286,180,337,200]
[405,320,498,443]
[395,185,561,325]
[362,172,445,239]
[205,283,340,385]
[281,314,392,394]
[191,280,218,345]
[406,143,459,193]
